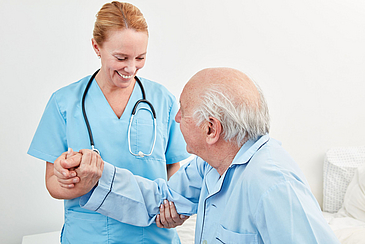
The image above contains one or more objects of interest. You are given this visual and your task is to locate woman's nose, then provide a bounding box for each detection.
[124,60,136,74]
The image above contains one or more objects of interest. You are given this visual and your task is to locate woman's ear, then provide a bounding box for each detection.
[91,38,101,57]
[206,117,222,145]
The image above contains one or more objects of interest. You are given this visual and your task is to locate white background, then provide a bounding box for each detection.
[1,0,364,243]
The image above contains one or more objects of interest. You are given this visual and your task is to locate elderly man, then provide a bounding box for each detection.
[58,68,339,243]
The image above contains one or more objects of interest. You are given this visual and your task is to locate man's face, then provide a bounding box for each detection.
[175,88,206,156]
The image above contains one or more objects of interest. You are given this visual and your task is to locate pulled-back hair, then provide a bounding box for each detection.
[93,1,148,46]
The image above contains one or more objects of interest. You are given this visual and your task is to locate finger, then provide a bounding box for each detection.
[91,150,98,167]
[67,148,73,157]
[156,215,163,228]
[79,149,93,154]
[96,154,104,173]
[59,182,75,188]
[79,149,96,157]
[61,154,82,169]
[54,152,69,177]
[57,176,80,185]
[164,200,174,224]
[93,154,103,181]
[159,203,168,227]
[79,149,93,166]
[54,155,78,177]
[180,215,189,220]
[55,164,73,178]
[168,201,180,223]
[66,148,77,159]
[79,149,101,174]
[164,201,189,227]
[57,151,68,160]
[54,167,73,179]
[168,201,189,224]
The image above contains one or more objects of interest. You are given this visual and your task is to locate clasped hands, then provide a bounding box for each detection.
[53,148,188,228]
[54,148,103,194]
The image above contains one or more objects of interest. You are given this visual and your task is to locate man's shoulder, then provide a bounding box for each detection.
[241,139,304,187]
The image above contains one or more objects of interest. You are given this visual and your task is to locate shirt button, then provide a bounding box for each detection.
[202,240,207,244]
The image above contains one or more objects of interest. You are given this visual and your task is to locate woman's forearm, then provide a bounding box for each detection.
[166,162,180,180]
[45,161,84,200]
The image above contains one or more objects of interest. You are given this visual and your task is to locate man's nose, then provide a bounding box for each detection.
[175,109,181,123]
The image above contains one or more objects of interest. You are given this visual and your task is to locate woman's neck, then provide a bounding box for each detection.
[95,71,136,119]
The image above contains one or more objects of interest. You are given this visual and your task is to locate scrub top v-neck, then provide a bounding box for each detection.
[91,76,138,120]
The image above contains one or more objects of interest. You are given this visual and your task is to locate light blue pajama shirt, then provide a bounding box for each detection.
[81,135,340,244]
[28,74,189,244]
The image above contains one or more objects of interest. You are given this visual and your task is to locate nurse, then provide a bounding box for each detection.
[28,2,189,243]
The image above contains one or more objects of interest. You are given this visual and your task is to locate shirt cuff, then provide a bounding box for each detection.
[79,161,116,211]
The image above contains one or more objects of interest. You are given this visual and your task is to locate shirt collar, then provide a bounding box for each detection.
[230,134,270,166]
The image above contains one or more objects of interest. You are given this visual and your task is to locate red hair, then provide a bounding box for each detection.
[93,1,148,46]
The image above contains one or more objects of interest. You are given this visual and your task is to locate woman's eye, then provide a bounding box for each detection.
[115,56,144,61]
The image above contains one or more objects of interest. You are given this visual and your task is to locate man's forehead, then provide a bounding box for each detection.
[179,88,196,111]
[179,93,188,109]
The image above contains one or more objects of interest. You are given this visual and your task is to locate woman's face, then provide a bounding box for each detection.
[93,28,148,89]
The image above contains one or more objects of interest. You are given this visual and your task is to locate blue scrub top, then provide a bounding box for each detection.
[28,74,190,244]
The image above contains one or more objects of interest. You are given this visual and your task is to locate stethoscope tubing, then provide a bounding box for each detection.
[82,69,99,154]
[82,69,156,157]
[128,109,157,157]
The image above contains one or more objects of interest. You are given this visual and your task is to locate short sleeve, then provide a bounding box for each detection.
[164,99,190,165]
[28,93,68,163]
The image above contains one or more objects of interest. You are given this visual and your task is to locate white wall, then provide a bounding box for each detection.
[1,0,364,243]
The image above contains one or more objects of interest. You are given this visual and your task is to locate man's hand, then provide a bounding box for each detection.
[73,149,104,194]
[156,200,189,228]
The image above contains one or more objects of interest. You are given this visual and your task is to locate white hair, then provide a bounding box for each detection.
[193,83,270,146]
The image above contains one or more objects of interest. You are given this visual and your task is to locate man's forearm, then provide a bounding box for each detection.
[80,162,197,226]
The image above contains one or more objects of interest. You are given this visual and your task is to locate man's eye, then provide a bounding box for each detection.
[136,57,145,60]
[116,57,126,61]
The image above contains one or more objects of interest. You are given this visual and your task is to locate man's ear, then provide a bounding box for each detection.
[206,117,222,145]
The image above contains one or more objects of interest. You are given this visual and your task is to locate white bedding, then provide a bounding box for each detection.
[323,146,365,213]
[323,212,365,244]
[176,214,196,244]
[322,147,365,244]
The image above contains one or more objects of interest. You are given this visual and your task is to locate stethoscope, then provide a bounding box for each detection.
[82,69,157,157]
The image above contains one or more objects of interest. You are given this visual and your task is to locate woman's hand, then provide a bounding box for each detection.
[53,148,81,188]
[45,149,83,199]
[156,200,189,228]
